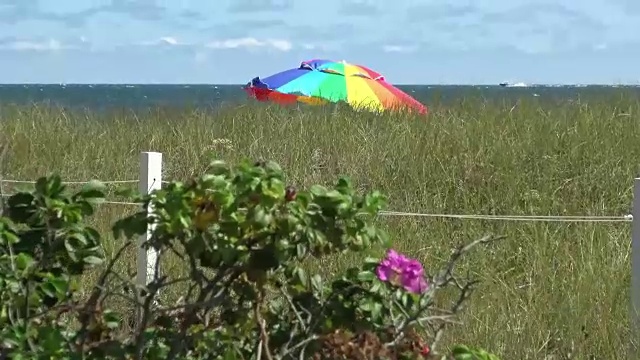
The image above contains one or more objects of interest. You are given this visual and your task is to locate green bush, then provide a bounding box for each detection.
[0,158,500,359]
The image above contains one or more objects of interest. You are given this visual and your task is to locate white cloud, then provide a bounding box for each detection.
[301,43,338,51]
[382,44,418,53]
[396,2,640,53]
[205,37,292,51]
[140,36,183,46]
[0,38,66,51]
[159,36,179,45]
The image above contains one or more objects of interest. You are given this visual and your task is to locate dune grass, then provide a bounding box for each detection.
[1,94,639,358]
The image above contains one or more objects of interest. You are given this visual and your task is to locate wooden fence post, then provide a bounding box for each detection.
[137,151,162,317]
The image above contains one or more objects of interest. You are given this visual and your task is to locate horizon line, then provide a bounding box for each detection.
[1,82,640,87]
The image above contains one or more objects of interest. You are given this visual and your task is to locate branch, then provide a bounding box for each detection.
[256,313,273,360]
[76,241,133,348]
[278,286,308,333]
[278,335,319,359]
[164,268,241,359]
[134,246,166,358]
[434,235,503,288]
[430,279,477,353]
[415,235,501,354]
[274,285,319,358]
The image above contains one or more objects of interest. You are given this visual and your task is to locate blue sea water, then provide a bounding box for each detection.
[0,84,638,111]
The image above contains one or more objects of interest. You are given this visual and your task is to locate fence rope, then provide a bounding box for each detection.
[377,211,633,222]
[0,193,141,206]
[0,179,138,185]
[103,201,142,206]
[0,192,633,222]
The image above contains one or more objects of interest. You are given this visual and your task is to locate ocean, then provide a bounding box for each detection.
[0,84,639,110]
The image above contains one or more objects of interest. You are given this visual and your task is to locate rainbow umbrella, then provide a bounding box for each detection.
[243,59,427,114]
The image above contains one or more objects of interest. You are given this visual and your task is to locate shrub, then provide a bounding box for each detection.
[0,159,500,359]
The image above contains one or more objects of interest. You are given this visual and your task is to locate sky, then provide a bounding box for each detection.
[0,0,639,84]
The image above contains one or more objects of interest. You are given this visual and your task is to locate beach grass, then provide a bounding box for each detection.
[1,94,639,358]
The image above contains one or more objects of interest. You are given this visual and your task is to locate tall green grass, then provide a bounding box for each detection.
[1,95,639,358]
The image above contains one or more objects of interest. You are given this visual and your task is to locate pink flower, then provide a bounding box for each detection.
[376,249,429,294]
[420,344,431,357]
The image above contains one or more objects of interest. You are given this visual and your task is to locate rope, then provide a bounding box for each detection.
[0,192,633,222]
[0,193,142,206]
[103,201,142,206]
[377,211,632,222]
[0,179,138,185]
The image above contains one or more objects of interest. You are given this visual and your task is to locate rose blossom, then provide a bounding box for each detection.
[376,249,429,294]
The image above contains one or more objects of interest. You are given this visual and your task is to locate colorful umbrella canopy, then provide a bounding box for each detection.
[244,59,427,114]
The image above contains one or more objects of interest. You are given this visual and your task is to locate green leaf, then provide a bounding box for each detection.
[83,255,104,265]
[369,281,383,294]
[249,206,271,228]
[263,178,285,199]
[103,310,121,329]
[311,274,323,293]
[112,212,149,239]
[294,267,307,287]
[400,292,416,308]
[40,282,57,298]
[75,200,95,216]
[208,160,229,175]
[296,243,307,258]
[363,256,381,265]
[39,325,65,353]
[49,175,64,194]
[450,346,500,360]
[0,230,20,245]
[309,185,327,197]
[64,239,79,262]
[357,271,376,282]
[34,176,49,195]
[14,253,33,270]
[222,346,239,360]
[48,276,69,295]
[451,345,471,354]
[453,354,474,360]
[358,297,377,312]
[363,191,386,213]
[335,177,352,194]
[212,175,231,190]
[6,193,36,224]
[80,180,106,202]
[71,232,88,245]
[264,161,282,174]
[324,190,343,201]
[370,302,383,320]
[323,317,333,329]
[221,247,238,265]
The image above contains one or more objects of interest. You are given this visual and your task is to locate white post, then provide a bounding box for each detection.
[137,152,162,299]
[633,178,640,354]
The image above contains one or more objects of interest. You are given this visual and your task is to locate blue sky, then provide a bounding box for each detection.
[0,0,638,84]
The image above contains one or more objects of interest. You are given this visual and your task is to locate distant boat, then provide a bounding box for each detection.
[499,81,528,88]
